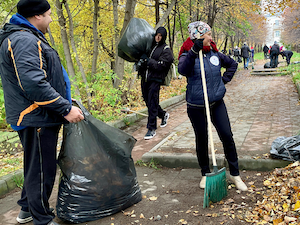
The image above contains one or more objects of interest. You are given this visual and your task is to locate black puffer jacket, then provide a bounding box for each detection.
[0,23,71,127]
[140,27,174,83]
[241,44,251,58]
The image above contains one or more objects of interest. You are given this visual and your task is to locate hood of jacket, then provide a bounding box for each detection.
[153,26,167,46]
[0,13,44,46]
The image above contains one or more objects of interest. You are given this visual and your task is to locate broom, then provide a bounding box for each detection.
[197,48,227,208]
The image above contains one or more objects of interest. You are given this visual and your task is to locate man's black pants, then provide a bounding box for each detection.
[187,100,239,176]
[141,79,165,130]
[286,52,293,65]
[270,53,278,68]
[17,125,61,225]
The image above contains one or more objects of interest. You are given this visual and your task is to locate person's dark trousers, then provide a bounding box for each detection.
[286,52,293,65]
[270,53,278,68]
[243,57,249,69]
[264,52,268,59]
[141,79,165,130]
[17,125,61,225]
[187,100,239,176]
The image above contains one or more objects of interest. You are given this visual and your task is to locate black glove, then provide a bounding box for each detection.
[140,53,149,62]
[136,54,149,71]
[192,38,204,53]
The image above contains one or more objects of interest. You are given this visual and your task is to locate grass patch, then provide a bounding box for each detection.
[0,154,23,177]
[135,158,161,170]
[12,173,24,188]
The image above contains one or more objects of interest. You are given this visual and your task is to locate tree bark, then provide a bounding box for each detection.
[91,0,100,78]
[64,0,91,108]
[113,0,137,89]
[55,0,81,100]
[48,27,56,48]
[155,0,177,30]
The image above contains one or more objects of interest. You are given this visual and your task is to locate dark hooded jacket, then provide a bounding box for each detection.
[241,44,251,58]
[0,14,71,127]
[139,27,174,83]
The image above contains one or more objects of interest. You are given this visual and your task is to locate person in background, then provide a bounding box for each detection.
[177,21,248,192]
[228,48,233,58]
[280,49,293,66]
[137,27,174,140]
[241,42,251,69]
[0,0,84,224]
[233,46,240,63]
[250,47,254,63]
[280,46,283,52]
[263,44,269,59]
[270,41,280,68]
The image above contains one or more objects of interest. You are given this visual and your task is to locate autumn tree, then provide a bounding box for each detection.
[281,3,300,51]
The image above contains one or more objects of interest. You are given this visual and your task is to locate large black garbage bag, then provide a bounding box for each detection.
[264,62,271,68]
[118,18,155,62]
[270,135,300,161]
[56,101,141,223]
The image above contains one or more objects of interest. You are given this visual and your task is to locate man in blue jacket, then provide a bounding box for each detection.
[0,0,84,224]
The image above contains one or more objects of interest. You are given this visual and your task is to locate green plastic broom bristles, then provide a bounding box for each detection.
[203,166,227,208]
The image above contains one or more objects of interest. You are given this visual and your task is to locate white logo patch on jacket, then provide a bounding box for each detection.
[210,55,219,66]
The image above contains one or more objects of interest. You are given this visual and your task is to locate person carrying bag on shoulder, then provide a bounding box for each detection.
[137,27,174,140]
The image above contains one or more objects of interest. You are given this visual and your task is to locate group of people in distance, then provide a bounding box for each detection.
[229,42,294,70]
[263,42,294,68]
[229,43,254,70]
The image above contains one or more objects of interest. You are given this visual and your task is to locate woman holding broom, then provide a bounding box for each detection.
[178,21,247,192]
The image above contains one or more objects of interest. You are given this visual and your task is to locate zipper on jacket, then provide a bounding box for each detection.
[145,44,158,82]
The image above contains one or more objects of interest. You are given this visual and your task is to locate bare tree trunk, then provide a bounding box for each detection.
[64,0,91,108]
[207,0,217,28]
[177,6,185,43]
[155,0,177,29]
[155,0,160,24]
[48,27,56,48]
[113,0,137,89]
[55,0,81,100]
[91,0,100,77]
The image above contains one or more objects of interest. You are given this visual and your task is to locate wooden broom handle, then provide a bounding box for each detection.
[198,49,217,167]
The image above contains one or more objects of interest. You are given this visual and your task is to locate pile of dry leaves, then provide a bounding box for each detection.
[245,161,300,224]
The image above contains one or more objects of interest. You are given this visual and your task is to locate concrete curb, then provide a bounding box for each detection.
[141,132,291,172]
[107,94,186,129]
[0,169,23,197]
[142,152,291,171]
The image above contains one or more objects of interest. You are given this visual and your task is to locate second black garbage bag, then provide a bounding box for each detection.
[118,17,155,62]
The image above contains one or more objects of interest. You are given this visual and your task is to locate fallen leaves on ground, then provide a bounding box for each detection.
[244,161,300,224]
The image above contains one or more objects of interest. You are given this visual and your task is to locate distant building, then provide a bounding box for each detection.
[264,14,282,47]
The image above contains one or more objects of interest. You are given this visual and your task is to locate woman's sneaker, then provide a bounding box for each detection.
[199,176,206,189]
[144,129,156,140]
[160,112,169,127]
[230,175,248,191]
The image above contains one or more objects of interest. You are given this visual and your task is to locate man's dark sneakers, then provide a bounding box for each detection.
[16,210,32,224]
[144,129,156,140]
[16,208,55,224]
[160,112,169,128]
